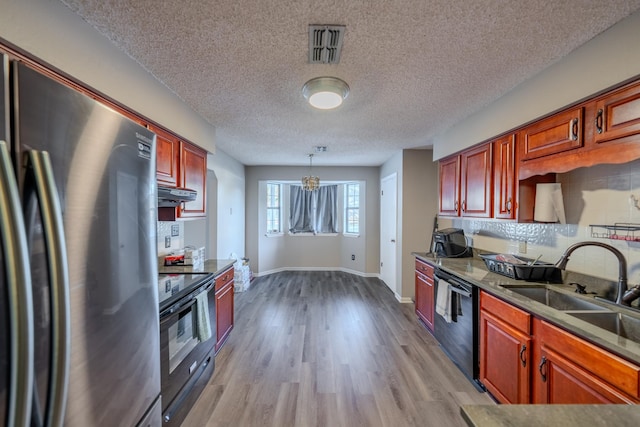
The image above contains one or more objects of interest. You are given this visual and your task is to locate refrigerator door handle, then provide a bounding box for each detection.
[27,150,70,427]
[0,141,34,427]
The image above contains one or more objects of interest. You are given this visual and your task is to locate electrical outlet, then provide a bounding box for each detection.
[519,240,527,254]
[351,254,355,261]
[165,236,171,248]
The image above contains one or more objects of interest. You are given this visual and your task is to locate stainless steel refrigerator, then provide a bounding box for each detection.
[0,53,161,426]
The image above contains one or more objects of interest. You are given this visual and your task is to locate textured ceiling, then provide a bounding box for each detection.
[60,0,640,166]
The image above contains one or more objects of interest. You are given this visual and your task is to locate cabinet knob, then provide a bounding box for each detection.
[506,197,512,214]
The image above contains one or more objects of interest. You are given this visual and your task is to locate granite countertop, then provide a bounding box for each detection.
[159,258,236,276]
[412,251,640,364]
[412,251,640,425]
[460,404,640,426]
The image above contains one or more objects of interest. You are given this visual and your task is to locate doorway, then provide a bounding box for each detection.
[380,173,397,296]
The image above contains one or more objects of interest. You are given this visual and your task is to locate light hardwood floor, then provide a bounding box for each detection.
[182,271,494,426]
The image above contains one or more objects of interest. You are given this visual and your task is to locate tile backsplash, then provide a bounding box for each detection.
[157,221,184,261]
[440,159,640,285]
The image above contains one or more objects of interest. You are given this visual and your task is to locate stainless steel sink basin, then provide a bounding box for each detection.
[567,311,640,342]
[501,285,606,311]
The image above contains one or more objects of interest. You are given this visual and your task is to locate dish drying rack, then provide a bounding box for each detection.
[590,223,640,241]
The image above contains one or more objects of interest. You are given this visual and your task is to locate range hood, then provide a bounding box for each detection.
[158,185,197,207]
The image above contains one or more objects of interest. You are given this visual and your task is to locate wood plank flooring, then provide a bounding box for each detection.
[182,271,493,427]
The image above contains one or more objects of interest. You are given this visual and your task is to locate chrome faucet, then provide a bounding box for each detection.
[555,241,628,305]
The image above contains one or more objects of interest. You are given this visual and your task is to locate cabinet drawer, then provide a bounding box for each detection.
[415,259,434,277]
[215,267,234,292]
[520,107,583,161]
[539,320,640,399]
[480,291,531,335]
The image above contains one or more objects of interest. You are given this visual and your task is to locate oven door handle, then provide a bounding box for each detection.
[160,297,198,323]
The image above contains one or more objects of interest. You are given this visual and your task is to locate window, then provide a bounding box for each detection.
[289,185,338,234]
[345,183,360,234]
[266,182,281,233]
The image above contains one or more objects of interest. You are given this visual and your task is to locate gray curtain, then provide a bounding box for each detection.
[289,185,338,233]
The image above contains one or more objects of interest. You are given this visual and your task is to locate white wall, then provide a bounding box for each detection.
[208,150,246,261]
[434,10,640,160]
[381,150,439,301]
[246,165,379,275]
[0,0,216,153]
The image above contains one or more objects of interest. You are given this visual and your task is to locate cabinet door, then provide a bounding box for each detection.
[534,320,640,404]
[493,135,517,219]
[536,346,635,404]
[479,291,531,404]
[461,143,492,218]
[151,125,179,187]
[178,142,207,218]
[438,155,460,216]
[415,271,434,332]
[215,281,234,353]
[480,310,531,403]
[520,107,583,161]
[593,80,640,145]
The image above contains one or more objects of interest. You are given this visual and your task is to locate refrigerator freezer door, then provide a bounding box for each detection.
[14,62,160,426]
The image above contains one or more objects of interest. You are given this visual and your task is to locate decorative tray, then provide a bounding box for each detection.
[479,253,562,283]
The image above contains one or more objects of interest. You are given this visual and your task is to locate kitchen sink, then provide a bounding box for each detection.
[501,285,607,311]
[567,311,640,342]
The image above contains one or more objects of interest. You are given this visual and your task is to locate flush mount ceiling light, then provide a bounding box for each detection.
[302,77,350,110]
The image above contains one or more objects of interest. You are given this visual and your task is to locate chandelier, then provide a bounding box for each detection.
[301,154,320,191]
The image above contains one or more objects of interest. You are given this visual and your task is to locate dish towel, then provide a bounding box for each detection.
[195,291,212,342]
[435,279,453,323]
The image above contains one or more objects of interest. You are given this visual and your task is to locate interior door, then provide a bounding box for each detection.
[380,173,397,296]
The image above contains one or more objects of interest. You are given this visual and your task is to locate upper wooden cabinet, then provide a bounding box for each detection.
[520,107,584,161]
[151,125,180,187]
[493,134,517,219]
[593,79,640,145]
[438,155,460,216]
[439,143,493,218]
[150,124,208,220]
[461,143,493,218]
[178,142,207,219]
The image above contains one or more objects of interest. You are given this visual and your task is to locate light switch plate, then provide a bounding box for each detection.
[171,224,179,237]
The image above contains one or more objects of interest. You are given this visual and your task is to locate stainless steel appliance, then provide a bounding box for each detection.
[158,273,216,426]
[0,54,161,426]
[433,268,483,390]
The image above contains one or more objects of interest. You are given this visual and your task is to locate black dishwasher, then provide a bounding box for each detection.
[433,268,483,390]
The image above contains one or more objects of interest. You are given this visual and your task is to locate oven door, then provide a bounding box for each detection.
[159,280,216,415]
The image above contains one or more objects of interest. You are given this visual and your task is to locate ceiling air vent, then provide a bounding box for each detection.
[309,25,345,64]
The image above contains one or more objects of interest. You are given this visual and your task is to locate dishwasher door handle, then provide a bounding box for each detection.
[448,284,472,298]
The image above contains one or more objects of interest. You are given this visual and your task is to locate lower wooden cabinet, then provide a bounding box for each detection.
[415,259,435,332]
[479,290,640,405]
[479,291,531,403]
[215,267,234,352]
[533,319,640,404]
